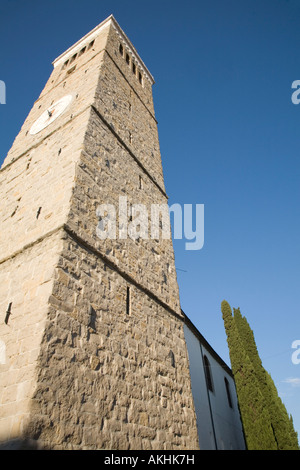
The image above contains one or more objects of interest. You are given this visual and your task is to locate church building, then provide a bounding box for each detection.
[0,15,245,450]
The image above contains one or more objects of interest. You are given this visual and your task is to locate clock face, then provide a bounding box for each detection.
[29,94,74,135]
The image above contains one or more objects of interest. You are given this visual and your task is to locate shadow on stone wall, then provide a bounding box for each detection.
[0,438,42,450]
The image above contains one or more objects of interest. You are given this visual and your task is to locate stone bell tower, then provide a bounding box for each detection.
[0,15,199,449]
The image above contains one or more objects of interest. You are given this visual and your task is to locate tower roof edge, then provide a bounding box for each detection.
[52,15,155,85]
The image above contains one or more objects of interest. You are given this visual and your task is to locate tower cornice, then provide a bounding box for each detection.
[52,15,155,85]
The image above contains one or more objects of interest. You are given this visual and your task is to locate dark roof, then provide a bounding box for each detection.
[182,309,233,377]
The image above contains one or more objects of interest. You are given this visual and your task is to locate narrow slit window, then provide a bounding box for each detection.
[119,44,124,56]
[138,72,143,84]
[36,207,42,219]
[139,175,143,189]
[11,206,18,217]
[169,350,175,368]
[5,303,12,325]
[224,377,233,408]
[126,287,131,315]
[62,60,69,70]
[203,355,214,392]
[132,62,136,75]
[70,53,77,64]
[78,46,86,57]
[126,53,130,65]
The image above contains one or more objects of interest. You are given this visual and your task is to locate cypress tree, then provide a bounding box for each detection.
[221,300,299,450]
[221,301,276,449]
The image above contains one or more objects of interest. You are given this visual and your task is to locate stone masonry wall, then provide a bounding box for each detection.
[2,24,110,168]
[0,230,64,445]
[94,24,165,192]
[67,107,181,315]
[24,232,199,450]
[0,111,89,260]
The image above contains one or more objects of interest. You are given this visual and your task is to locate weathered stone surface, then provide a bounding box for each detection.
[0,230,64,444]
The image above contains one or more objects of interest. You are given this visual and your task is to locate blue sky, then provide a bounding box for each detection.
[0,0,300,440]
